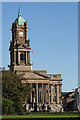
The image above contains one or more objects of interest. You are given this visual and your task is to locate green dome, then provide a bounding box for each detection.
[15,16,25,25]
[15,8,25,25]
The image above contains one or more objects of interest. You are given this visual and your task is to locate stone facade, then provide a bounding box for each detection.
[74,87,80,111]
[9,8,63,112]
[62,88,80,112]
[61,92,75,111]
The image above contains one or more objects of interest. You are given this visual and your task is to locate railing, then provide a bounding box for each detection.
[47,74,61,79]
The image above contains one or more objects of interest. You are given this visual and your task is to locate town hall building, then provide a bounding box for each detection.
[9,8,63,112]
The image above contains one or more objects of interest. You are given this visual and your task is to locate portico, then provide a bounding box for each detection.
[29,83,62,105]
[18,71,63,111]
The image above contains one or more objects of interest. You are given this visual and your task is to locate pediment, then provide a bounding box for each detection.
[18,44,27,49]
[21,71,49,80]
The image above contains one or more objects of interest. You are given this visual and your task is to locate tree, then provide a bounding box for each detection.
[2,98,14,115]
[2,70,31,114]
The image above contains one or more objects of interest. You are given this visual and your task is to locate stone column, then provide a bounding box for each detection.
[44,84,46,103]
[49,84,51,103]
[56,84,59,104]
[39,85,42,103]
[38,85,40,103]
[48,84,50,104]
[24,22,28,41]
[42,84,44,104]
[36,83,38,104]
[59,84,62,104]
[14,51,16,65]
[30,83,32,103]
[26,28,28,40]
[27,51,30,64]
[51,84,53,104]
[26,51,27,65]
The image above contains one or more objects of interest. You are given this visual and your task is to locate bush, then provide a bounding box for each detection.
[14,101,26,115]
[2,98,15,115]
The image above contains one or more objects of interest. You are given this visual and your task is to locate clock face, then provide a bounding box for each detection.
[19,31,23,36]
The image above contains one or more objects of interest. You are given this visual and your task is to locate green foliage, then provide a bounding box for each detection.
[2,70,31,115]
[2,98,15,115]
[14,101,26,115]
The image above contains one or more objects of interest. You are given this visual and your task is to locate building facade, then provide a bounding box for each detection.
[9,8,63,112]
[74,87,80,111]
[61,92,75,111]
[61,88,80,112]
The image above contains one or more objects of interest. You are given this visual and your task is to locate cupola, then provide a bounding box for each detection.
[15,7,25,25]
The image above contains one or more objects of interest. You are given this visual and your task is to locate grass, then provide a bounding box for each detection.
[1,112,80,119]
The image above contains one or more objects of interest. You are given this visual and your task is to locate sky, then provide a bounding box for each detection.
[2,2,78,92]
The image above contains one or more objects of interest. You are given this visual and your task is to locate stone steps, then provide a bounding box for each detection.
[50,104,63,112]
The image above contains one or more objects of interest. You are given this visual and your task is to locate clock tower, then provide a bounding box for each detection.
[9,8,32,72]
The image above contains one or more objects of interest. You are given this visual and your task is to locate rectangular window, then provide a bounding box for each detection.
[53,96,56,102]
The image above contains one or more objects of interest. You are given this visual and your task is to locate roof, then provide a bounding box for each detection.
[16,70,62,81]
[62,92,75,99]
[15,7,25,25]
[19,70,49,80]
